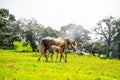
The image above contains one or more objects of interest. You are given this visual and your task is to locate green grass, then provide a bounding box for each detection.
[0,42,120,80]
[13,42,32,51]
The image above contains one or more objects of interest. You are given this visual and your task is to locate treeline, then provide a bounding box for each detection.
[0,8,120,59]
[0,8,16,48]
[82,16,120,58]
[0,8,61,50]
[0,8,90,51]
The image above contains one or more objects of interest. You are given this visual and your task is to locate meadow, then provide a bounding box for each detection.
[0,42,120,80]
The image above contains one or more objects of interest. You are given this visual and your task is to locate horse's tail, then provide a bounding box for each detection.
[39,39,45,55]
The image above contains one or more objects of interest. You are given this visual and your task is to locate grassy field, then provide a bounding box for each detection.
[0,42,120,80]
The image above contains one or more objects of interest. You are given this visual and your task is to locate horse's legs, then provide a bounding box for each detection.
[51,52,54,62]
[38,57,40,61]
[45,54,48,62]
[64,52,67,62]
[60,52,65,62]
[59,53,62,62]
[44,49,48,62]
[38,54,42,61]
[55,53,58,62]
[38,48,43,61]
[62,53,65,61]
[49,48,54,61]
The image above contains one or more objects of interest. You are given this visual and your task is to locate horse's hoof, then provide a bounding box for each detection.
[55,60,57,62]
[65,60,67,62]
[45,60,48,62]
[38,59,40,61]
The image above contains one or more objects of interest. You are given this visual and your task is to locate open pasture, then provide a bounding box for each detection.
[0,49,120,80]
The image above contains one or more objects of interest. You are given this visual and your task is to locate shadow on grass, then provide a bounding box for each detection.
[0,45,15,50]
[13,50,33,53]
[100,56,117,60]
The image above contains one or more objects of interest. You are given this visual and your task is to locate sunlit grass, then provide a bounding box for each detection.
[0,50,120,80]
[0,42,120,80]
[13,41,32,51]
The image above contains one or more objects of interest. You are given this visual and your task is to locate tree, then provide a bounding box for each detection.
[60,23,90,48]
[17,18,62,51]
[0,8,16,49]
[82,42,94,55]
[114,18,120,41]
[17,18,41,51]
[114,18,120,59]
[42,26,61,38]
[83,41,108,57]
[25,29,37,52]
[94,16,117,57]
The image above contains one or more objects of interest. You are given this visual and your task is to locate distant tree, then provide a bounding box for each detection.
[17,18,62,51]
[83,41,108,57]
[82,42,93,55]
[25,29,37,52]
[17,18,41,51]
[42,26,62,38]
[93,42,108,57]
[60,23,90,48]
[114,18,120,59]
[0,8,16,49]
[93,16,118,57]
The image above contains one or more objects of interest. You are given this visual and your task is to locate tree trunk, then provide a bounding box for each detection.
[107,43,112,57]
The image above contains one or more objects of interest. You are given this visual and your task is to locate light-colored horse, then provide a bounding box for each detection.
[38,37,77,62]
[58,37,77,51]
[38,37,66,62]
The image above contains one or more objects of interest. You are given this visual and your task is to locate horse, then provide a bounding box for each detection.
[38,37,66,62]
[58,37,77,52]
[38,37,77,62]
[50,44,65,62]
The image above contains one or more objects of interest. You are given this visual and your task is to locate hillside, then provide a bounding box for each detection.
[0,42,120,80]
[0,49,120,80]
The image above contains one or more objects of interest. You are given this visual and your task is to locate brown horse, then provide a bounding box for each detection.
[38,37,77,62]
[50,44,65,62]
[38,37,66,62]
[66,38,77,51]
[58,37,77,51]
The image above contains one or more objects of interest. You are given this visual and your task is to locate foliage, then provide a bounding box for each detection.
[14,41,32,52]
[61,23,90,47]
[0,14,61,51]
[13,18,62,51]
[114,18,120,41]
[0,50,120,80]
[42,26,61,38]
[114,18,120,57]
[82,42,93,53]
[93,16,118,57]
[0,8,16,49]
[83,42,108,57]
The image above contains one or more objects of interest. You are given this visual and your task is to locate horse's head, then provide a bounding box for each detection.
[64,37,77,52]
[72,40,77,51]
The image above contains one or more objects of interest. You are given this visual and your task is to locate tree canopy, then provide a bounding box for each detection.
[61,23,90,47]
[12,18,62,51]
[0,8,16,49]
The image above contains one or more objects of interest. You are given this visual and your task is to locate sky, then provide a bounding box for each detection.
[0,0,120,31]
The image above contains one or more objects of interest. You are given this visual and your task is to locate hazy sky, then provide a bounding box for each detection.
[0,0,120,30]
